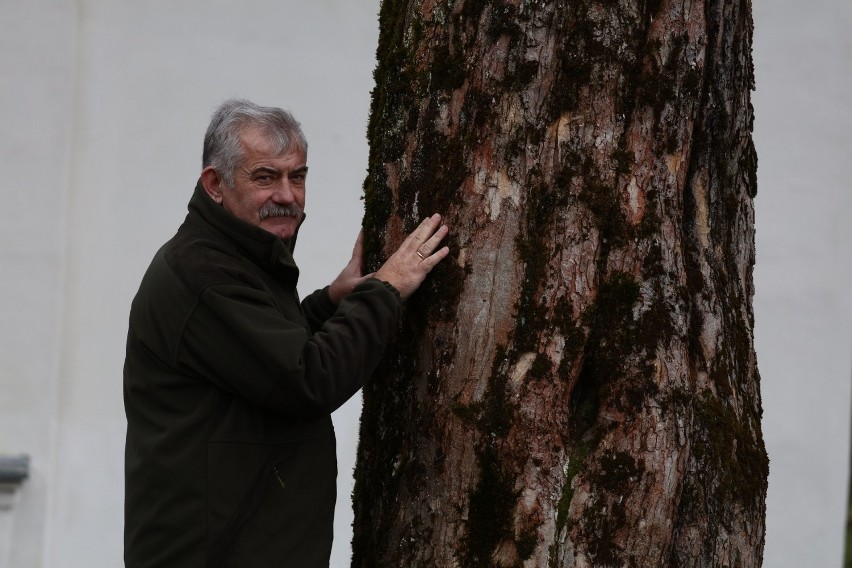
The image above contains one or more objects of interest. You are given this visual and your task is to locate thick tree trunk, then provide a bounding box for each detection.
[353,1,767,567]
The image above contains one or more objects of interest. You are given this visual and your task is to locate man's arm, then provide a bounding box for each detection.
[179,278,400,421]
[301,286,338,335]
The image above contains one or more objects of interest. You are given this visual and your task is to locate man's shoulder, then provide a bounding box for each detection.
[148,221,261,297]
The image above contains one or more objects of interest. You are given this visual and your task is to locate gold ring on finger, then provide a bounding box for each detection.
[416,250,425,261]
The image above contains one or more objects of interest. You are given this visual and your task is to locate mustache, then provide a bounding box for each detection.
[259,202,303,221]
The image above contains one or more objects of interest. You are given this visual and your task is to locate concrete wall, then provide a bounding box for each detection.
[0,1,848,566]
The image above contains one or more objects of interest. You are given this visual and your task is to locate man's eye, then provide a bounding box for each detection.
[255,175,274,183]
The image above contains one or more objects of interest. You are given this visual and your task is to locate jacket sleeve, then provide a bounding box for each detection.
[177,278,401,420]
[300,286,338,334]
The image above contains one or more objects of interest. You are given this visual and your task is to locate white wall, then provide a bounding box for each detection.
[0,1,848,567]
[753,1,852,566]
[1,1,380,566]
[0,1,77,565]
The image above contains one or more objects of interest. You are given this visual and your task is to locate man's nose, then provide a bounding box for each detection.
[272,180,295,203]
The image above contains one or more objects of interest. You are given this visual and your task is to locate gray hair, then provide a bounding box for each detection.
[202,99,308,187]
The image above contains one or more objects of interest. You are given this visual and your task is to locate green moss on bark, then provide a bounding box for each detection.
[556,441,591,533]
[692,392,768,506]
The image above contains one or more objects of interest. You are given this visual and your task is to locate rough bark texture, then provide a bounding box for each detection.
[353,1,767,567]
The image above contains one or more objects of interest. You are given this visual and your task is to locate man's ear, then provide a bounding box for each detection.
[200,167,225,204]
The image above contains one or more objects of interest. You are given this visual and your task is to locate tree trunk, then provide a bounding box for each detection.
[353,1,767,567]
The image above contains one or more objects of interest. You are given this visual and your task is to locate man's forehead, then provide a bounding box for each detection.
[240,126,306,162]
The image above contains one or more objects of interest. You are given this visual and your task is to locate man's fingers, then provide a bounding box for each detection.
[408,214,442,246]
[419,246,450,271]
[411,218,448,268]
[417,224,449,259]
[404,214,446,259]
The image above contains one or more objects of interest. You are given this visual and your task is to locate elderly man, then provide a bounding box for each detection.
[124,99,448,567]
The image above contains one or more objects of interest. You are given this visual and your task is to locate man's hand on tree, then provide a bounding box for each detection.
[328,229,373,304]
[375,213,449,300]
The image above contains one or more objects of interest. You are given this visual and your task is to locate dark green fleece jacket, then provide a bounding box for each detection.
[124,183,400,567]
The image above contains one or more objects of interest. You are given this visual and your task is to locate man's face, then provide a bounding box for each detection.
[211,127,308,240]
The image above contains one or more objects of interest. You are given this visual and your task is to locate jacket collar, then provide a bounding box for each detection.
[187,180,304,282]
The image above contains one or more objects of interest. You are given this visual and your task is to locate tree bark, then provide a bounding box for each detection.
[353,1,767,567]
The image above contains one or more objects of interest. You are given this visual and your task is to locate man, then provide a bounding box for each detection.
[124,99,448,567]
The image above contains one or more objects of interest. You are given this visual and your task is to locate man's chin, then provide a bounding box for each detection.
[260,217,298,240]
